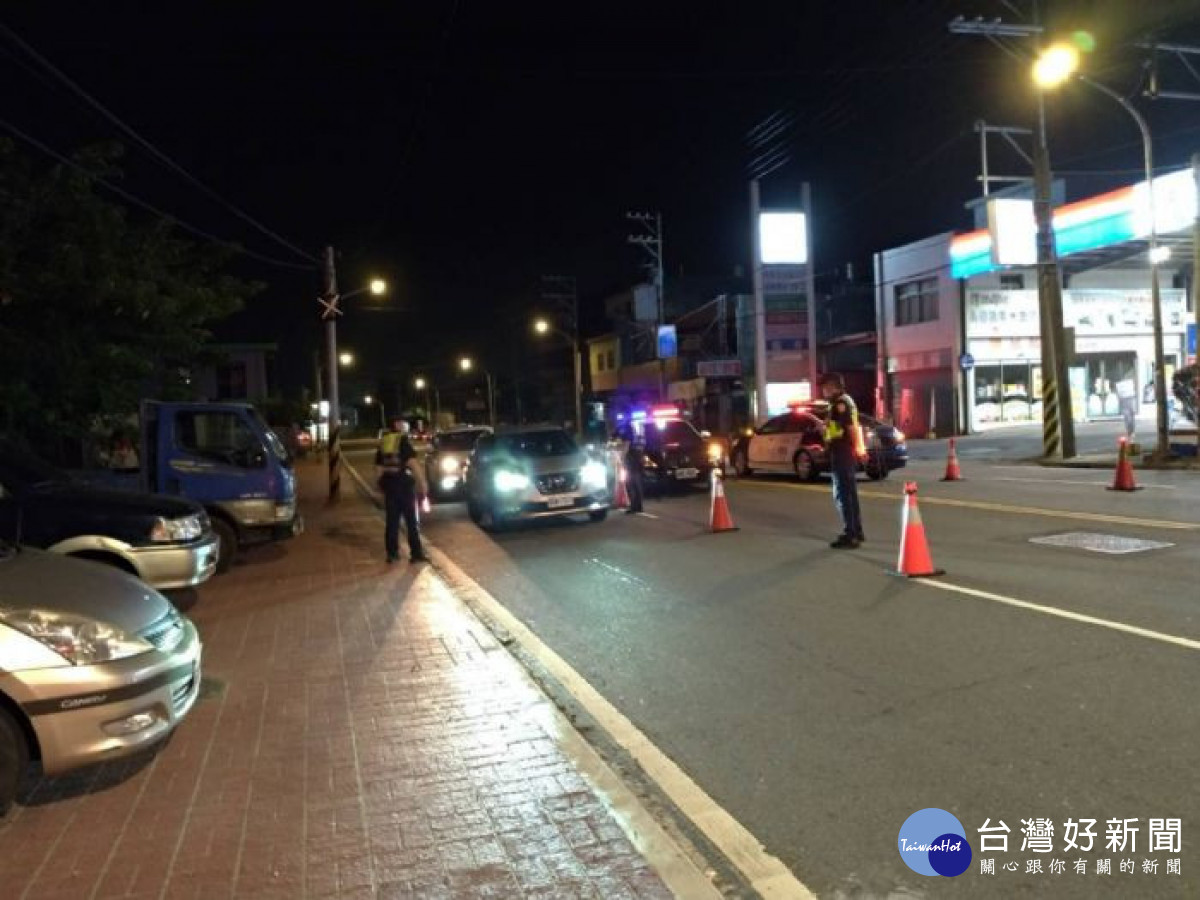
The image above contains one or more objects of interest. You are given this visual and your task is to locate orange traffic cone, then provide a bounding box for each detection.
[1108,437,1142,492]
[708,469,738,533]
[941,438,964,482]
[892,482,944,578]
[612,452,631,509]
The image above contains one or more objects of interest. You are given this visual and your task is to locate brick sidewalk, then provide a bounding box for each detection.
[0,461,679,899]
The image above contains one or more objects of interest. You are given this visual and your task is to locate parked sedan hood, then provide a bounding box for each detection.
[523,453,586,476]
[0,546,171,633]
[28,483,200,519]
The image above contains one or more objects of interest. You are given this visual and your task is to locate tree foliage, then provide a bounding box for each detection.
[0,140,261,446]
[1172,364,1198,425]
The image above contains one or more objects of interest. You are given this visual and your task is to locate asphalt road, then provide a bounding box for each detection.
[349,444,1200,898]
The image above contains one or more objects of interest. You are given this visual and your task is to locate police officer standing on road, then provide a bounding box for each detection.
[375,419,430,564]
[821,373,867,548]
[624,430,647,515]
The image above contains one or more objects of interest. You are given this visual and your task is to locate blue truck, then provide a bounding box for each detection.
[101,401,302,573]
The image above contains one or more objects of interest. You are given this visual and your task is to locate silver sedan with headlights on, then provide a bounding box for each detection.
[0,541,202,814]
[464,427,610,531]
[424,426,492,501]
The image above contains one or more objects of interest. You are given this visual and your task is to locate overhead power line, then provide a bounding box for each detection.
[0,116,317,272]
[0,21,319,265]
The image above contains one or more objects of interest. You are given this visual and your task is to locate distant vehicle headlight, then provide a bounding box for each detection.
[0,607,153,666]
[493,470,530,493]
[706,443,723,461]
[893,430,906,443]
[581,461,607,490]
[440,456,461,474]
[149,514,203,543]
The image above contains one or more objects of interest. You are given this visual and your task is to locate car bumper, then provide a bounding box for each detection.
[127,533,220,590]
[6,620,202,776]
[646,463,714,485]
[495,492,609,520]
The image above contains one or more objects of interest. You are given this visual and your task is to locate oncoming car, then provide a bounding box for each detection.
[464,427,609,530]
[0,542,202,813]
[425,426,492,500]
[731,403,907,482]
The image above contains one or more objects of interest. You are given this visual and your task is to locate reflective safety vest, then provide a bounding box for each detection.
[825,394,867,460]
[379,432,402,456]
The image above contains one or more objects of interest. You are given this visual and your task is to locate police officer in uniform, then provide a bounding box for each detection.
[375,419,429,564]
[624,429,647,515]
[820,373,866,548]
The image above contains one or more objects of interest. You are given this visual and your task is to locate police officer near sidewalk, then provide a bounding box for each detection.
[375,418,429,564]
[820,373,867,548]
[623,429,647,515]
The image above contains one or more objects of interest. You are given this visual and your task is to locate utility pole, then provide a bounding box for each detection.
[627,212,666,399]
[750,180,769,424]
[540,275,582,434]
[949,12,1076,459]
[318,246,342,500]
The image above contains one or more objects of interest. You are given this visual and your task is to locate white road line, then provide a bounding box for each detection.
[989,476,1176,490]
[637,511,660,519]
[431,548,817,900]
[922,580,1200,653]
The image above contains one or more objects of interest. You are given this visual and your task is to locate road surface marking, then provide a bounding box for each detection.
[637,511,660,519]
[989,475,1175,491]
[1028,532,1175,554]
[431,550,816,900]
[922,579,1200,653]
[744,481,1200,532]
[342,457,804,897]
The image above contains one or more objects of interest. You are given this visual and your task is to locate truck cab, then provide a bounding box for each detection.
[140,401,301,572]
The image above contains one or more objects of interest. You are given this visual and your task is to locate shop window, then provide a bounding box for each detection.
[895,277,939,326]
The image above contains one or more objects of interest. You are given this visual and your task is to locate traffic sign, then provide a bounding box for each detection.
[1188,322,1197,360]
[959,352,975,371]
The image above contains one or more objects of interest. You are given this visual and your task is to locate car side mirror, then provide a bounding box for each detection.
[700,430,712,439]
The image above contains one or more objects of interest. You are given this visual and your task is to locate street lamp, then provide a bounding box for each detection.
[459,357,495,428]
[1034,42,1171,458]
[339,351,355,368]
[533,317,583,438]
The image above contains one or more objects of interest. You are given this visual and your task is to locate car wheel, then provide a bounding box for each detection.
[0,706,29,816]
[588,509,608,523]
[733,450,752,477]
[211,518,238,575]
[866,464,888,481]
[793,450,818,482]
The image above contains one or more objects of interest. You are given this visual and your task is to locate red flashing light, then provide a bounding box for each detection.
[650,404,678,419]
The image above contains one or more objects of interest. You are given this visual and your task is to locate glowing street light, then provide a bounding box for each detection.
[1032,44,1080,89]
[1034,39,1170,458]
[459,357,473,372]
[414,376,438,426]
[458,357,494,427]
[534,318,550,335]
[414,376,427,390]
[369,278,387,296]
[363,395,373,404]
[339,351,355,367]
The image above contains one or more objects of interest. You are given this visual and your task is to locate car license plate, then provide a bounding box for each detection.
[676,468,699,480]
[547,495,574,509]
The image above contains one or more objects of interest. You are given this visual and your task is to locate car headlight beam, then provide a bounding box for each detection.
[149,514,204,543]
[493,470,531,493]
[580,460,607,490]
[440,456,461,474]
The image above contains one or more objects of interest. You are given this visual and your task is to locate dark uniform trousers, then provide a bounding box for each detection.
[382,474,422,560]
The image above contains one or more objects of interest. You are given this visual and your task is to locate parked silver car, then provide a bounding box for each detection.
[0,542,202,813]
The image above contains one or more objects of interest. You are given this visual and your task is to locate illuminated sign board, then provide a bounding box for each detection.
[765,381,812,415]
[987,198,1037,266]
[759,212,808,265]
[951,168,1198,279]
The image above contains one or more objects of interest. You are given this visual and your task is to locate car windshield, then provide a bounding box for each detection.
[0,452,71,489]
[435,430,487,451]
[494,430,577,457]
[648,420,700,445]
[252,410,291,466]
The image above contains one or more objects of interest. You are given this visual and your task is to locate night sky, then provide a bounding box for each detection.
[4,1,1198,400]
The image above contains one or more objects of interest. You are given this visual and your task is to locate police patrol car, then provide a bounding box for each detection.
[730,401,907,482]
[608,405,724,489]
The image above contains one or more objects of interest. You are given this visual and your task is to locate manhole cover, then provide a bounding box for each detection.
[1029,532,1174,555]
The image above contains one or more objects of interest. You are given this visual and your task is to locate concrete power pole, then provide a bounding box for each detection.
[949,12,1076,459]
[318,246,342,501]
[627,212,666,398]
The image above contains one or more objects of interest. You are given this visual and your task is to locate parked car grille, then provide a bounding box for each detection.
[536,472,580,495]
[141,613,185,653]
[171,668,196,713]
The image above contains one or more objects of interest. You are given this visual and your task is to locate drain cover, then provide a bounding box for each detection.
[1029,532,1174,555]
